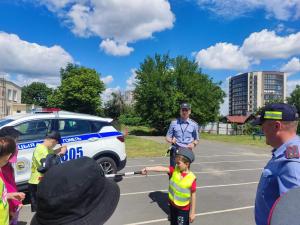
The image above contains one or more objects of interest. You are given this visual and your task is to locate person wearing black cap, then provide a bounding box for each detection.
[166,103,199,167]
[28,131,67,212]
[253,103,300,225]
[30,156,120,225]
[142,147,197,225]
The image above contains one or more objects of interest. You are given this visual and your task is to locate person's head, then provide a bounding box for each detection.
[180,103,191,120]
[175,147,195,171]
[252,103,299,148]
[0,126,21,141]
[0,137,16,167]
[30,157,120,225]
[44,131,61,149]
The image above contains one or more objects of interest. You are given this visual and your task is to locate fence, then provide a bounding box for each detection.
[200,122,246,135]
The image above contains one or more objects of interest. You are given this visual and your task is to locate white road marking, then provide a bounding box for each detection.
[123,168,262,179]
[121,181,258,196]
[124,206,254,225]
[125,159,267,168]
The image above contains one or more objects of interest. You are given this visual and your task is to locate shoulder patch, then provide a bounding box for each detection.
[285,145,299,159]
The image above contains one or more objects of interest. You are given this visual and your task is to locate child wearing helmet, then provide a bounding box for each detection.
[142,147,196,225]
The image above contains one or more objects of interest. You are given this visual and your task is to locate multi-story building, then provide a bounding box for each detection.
[0,78,22,118]
[229,71,287,115]
[123,90,134,105]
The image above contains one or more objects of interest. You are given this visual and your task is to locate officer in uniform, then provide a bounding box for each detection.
[252,103,300,225]
[166,103,199,167]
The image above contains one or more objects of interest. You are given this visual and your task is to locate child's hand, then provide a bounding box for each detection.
[7,192,25,201]
[60,145,68,155]
[141,167,148,175]
[189,212,196,223]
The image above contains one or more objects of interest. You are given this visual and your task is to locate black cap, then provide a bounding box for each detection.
[252,103,299,125]
[45,131,62,144]
[176,147,195,163]
[30,157,120,225]
[180,103,191,110]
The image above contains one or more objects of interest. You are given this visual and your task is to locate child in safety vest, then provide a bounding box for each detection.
[142,147,196,225]
[0,137,25,225]
[28,131,67,212]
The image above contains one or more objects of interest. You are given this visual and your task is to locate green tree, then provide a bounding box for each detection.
[104,92,126,119]
[21,82,53,107]
[287,85,300,133]
[287,85,300,113]
[134,54,225,132]
[48,64,105,115]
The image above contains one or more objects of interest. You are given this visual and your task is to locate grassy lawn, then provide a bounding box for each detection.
[125,135,169,158]
[200,133,268,148]
[121,125,268,158]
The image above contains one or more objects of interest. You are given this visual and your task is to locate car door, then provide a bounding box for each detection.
[13,119,54,184]
[56,118,101,161]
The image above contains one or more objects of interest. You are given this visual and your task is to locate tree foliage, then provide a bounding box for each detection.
[134,54,226,132]
[104,92,126,119]
[48,63,105,115]
[21,82,53,107]
[287,85,300,133]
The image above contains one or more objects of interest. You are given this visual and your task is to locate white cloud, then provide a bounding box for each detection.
[126,69,137,90]
[38,0,175,56]
[197,0,300,21]
[195,29,300,70]
[281,57,300,76]
[195,43,250,70]
[101,86,121,103]
[287,79,300,96]
[0,32,74,80]
[242,29,300,59]
[13,74,60,88]
[101,75,114,85]
[100,39,134,56]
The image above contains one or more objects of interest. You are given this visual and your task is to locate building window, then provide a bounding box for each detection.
[7,89,12,101]
[13,90,17,102]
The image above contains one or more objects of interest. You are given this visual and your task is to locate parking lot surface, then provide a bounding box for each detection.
[18,139,270,225]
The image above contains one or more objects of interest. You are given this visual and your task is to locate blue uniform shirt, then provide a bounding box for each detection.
[166,118,199,147]
[255,135,300,225]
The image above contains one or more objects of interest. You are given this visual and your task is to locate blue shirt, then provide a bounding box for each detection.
[166,118,199,147]
[255,135,300,225]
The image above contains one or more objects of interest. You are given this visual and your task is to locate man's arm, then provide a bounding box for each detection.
[166,121,176,144]
[278,161,300,195]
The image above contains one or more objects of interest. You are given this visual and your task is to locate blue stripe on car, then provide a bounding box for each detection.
[18,131,123,150]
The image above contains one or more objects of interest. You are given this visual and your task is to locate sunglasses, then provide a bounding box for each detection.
[181,108,189,112]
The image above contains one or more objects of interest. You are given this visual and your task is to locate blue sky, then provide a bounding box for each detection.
[0,0,300,114]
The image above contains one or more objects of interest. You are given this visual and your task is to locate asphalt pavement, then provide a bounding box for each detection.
[18,139,271,225]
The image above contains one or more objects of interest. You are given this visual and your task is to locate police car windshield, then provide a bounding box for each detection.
[0,119,14,127]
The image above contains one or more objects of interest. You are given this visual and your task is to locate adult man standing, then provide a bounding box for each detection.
[166,103,199,167]
[253,103,300,225]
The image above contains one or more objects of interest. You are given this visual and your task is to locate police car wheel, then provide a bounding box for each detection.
[96,157,117,174]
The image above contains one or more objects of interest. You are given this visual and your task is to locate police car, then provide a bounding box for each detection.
[0,109,126,190]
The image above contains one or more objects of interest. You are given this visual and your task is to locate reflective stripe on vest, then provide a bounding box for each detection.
[264,111,283,120]
[168,166,196,207]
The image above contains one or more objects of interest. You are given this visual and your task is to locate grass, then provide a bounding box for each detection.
[121,125,268,158]
[200,132,268,148]
[121,125,159,136]
[125,135,169,158]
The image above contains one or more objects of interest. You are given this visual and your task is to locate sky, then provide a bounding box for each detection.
[0,0,300,115]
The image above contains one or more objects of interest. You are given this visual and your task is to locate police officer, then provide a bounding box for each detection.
[253,103,300,225]
[166,103,199,167]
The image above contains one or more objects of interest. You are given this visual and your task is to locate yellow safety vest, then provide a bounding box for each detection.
[168,166,196,207]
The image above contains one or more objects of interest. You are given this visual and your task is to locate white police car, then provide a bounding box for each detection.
[0,109,126,190]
